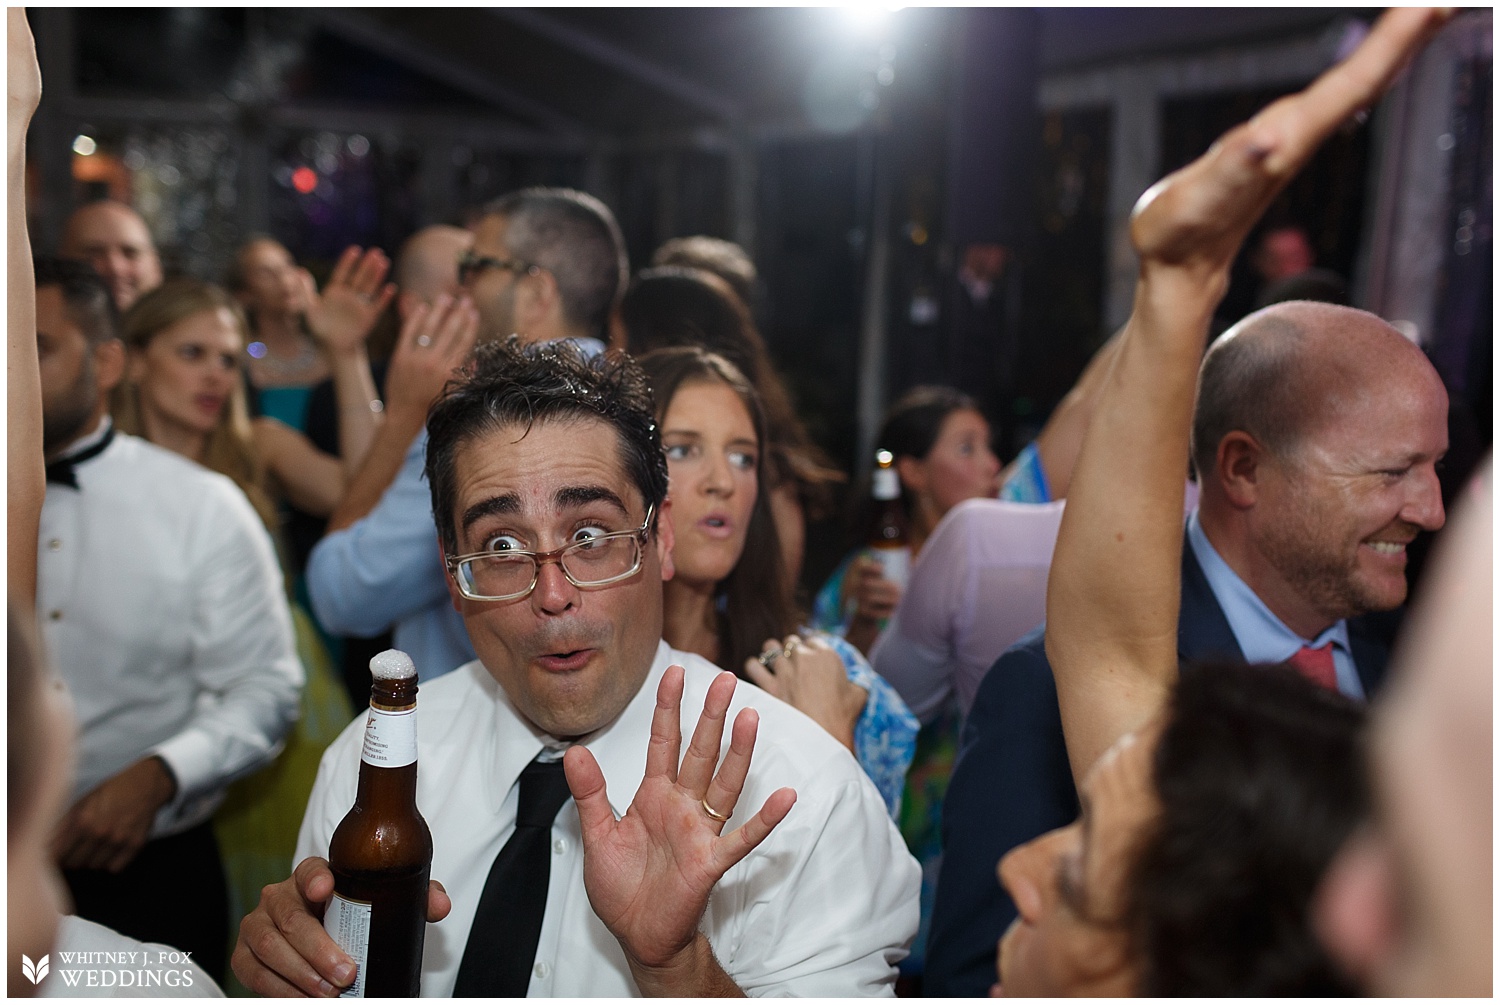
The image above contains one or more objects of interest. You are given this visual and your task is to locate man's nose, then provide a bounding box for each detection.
[530,555,579,615]
[1404,463,1446,533]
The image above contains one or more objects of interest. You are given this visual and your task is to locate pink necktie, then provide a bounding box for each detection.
[1287,642,1338,691]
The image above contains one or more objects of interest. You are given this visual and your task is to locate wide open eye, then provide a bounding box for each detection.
[482,533,526,553]
[571,525,611,549]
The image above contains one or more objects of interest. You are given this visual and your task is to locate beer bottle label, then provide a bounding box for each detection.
[871,545,911,590]
[324,893,371,998]
[362,707,417,768]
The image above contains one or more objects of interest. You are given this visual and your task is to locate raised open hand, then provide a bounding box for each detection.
[382,293,479,422]
[1131,7,1452,274]
[564,666,796,975]
[303,245,396,355]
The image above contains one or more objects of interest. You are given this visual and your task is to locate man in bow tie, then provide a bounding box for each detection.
[34,256,302,982]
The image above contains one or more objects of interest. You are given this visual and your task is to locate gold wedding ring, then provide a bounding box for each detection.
[701,798,730,822]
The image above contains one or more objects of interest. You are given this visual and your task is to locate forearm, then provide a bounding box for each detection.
[8,70,41,610]
[627,934,744,998]
[328,347,382,473]
[1031,331,1122,500]
[1045,276,1215,780]
[326,407,424,532]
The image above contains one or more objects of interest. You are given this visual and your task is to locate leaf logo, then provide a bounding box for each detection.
[21,953,49,984]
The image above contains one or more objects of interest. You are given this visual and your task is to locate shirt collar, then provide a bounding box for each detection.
[55,416,114,462]
[1186,508,1350,664]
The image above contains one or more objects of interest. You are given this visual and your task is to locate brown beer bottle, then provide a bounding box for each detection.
[867,448,912,589]
[324,650,433,997]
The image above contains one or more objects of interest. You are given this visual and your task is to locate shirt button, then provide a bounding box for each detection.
[47,538,61,551]
[48,610,62,621]
[533,962,550,980]
[552,838,567,855]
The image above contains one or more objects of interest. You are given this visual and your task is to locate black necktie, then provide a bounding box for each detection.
[453,756,574,996]
[46,426,116,489]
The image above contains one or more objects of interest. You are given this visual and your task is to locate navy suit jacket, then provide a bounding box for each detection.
[922,538,1392,997]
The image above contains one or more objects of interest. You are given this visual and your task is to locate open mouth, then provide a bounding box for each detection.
[536,649,593,672]
[1364,540,1407,557]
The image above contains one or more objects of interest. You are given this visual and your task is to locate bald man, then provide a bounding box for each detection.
[394,224,472,314]
[928,299,1450,995]
[58,201,163,312]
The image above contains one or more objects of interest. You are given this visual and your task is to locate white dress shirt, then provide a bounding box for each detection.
[297,641,920,997]
[37,422,303,835]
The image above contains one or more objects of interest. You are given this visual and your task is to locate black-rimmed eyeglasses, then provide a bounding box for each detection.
[458,251,541,286]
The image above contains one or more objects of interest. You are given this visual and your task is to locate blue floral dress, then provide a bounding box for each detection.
[816,630,919,819]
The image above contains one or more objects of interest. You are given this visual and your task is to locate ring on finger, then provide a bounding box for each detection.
[757,647,784,668]
[783,637,801,656]
[701,797,730,822]
[416,335,433,347]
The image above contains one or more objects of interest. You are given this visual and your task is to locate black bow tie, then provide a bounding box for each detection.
[46,427,115,490]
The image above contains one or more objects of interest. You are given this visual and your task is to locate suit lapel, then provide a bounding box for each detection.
[1178,533,1246,664]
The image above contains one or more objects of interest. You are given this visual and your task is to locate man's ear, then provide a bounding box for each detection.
[94,339,126,395]
[515,268,560,333]
[1215,431,1265,510]
[438,535,464,614]
[124,346,146,386]
[655,496,675,582]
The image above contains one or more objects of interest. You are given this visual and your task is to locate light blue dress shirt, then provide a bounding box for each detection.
[306,429,475,681]
[1186,508,1365,700]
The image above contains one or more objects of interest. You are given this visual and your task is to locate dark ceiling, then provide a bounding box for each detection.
[70,8,1371,146]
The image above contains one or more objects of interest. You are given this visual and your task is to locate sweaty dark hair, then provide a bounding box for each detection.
[877,385,984,522]
[481,188,627,337]
[425,337,668,553]
[1128,661,1367,996]
[639,347,798,672]
[33,256,119,345]
[620,266,843,517]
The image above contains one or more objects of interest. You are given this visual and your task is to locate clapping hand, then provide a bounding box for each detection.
[563,667,796,991]
[303,246,396,355]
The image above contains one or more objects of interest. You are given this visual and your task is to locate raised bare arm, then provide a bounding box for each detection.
[8,9,42,611]
[1044,8,1451,785]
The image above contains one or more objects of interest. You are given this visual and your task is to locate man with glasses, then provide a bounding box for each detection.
[307,188,628,681]
[235,339,919,996]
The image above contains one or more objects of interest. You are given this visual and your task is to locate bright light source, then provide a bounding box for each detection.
[291,166,318,194]
[72,135,97,156]
[839,4,902,32]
